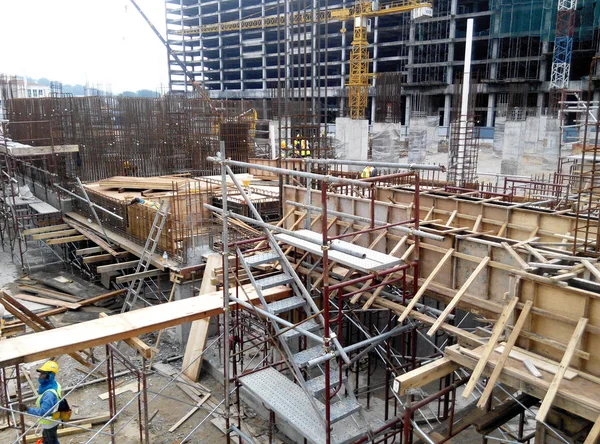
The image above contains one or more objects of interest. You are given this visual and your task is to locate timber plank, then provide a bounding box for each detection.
[477,300,533,408]
[96,260,140,274]
[31,229,77,240]
[76,246,104,256]
[536,317,588,422]
[13,294,81,310]
[462,297,519,399]
[46,235,87,245]
[182,254,220,381]
[393,357,459,395]
[23,224,69,236]
[115,269,162,284]
[0,284,290,367]
[399,248,454,323]
[584,413,600,444]
[427,257,490,336]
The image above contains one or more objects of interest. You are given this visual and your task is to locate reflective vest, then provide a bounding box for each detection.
[300,140,311,157]
[361,166,374,178]
[36,383,62,428]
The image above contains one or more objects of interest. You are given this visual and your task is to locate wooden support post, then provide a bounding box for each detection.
[398,248,454,323]
[427,257,490,336]
[536,317,588,422]
[582,260,600,282]
[477,300,533,408]
[502,242,530,270]
[182,254,220,381]
[462,296,519,399]
[446,210,457,227]
[584,413,600,444]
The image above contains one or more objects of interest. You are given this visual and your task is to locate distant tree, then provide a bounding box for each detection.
[37,78,51,86]
[136,89,159,98]
[120,91,137,97]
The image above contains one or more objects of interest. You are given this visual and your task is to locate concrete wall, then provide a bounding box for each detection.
[500,116,560,176]
[371,122,404,163]
[335,117,369,171]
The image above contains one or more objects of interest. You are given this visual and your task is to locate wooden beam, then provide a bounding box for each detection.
[13,294,81,310]
[584,413,600,444]
[462,296,519,399]
[168,393,210,432]
[46,235,87,245]
[582,260,600,282]
[501,242,530,270]
[0,291,91,368]
[25,424,91,443]
[2,144,79,157]
[75,246,104,256]
[0,284,291,366]
[393,357,459,395]
[22,224,70,236]
[99,313,153,359]
[536,317,588,422]
[96,260,140,274]
[83,254,115,264]
[31,229,78,240]
[477,301,533,408]
[427,257,490,336]
[115,269,162,284]
[16,284,81,303]
[399,248,454,323]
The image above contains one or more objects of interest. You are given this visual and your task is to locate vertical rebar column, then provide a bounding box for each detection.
[105,345,116,444]
[321,179,331,444]
[221,140,232,444]
[456,18,474,187]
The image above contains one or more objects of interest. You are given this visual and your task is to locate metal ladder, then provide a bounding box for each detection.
[236,240,369,444]
[121,200,170,313]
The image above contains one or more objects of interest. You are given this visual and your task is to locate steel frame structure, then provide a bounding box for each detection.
[209,153,469,443]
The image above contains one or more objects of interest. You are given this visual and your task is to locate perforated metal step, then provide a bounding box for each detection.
[245,251,280,267]
[281,319,321,340]
[239,367,364,444]
[255,273,294,290]
[304,372,346,397]
[326,398,362,424]
[267,295,306,315]
[293,345,327,367]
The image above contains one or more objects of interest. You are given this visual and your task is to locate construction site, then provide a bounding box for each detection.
[2,0,600,443]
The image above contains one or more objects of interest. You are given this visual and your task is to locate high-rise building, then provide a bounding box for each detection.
[165,0,600,125]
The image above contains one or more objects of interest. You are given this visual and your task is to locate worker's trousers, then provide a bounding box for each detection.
[42,425,59,444]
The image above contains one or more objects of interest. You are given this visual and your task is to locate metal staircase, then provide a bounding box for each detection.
[121,199,170,313]
[235,241,368,444]
[215,166,369,443]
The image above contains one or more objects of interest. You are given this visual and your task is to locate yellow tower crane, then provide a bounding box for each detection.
[174,0,432,120]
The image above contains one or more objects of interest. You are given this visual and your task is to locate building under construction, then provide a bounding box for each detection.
[2,0,600,443]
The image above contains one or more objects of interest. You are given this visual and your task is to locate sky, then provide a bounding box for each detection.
[0,0,169,93]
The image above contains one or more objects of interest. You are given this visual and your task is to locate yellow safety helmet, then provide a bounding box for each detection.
[281,141,286,149]
[37,360,59,374]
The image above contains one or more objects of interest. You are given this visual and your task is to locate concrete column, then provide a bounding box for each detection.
[538,41,550,112]
[175,281,195,349]
[218,1,224,91]
[405,95,412,128]
[486,93,496,127]
[444,0,457,127]
[443,95,452,127]
[371,16,380,123]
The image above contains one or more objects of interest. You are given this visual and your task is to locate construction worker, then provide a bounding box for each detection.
[293,133,301,157]
[360,166,378,178]
[280,140,287,158]
[300,139,311,157]
[19,360,62,444]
